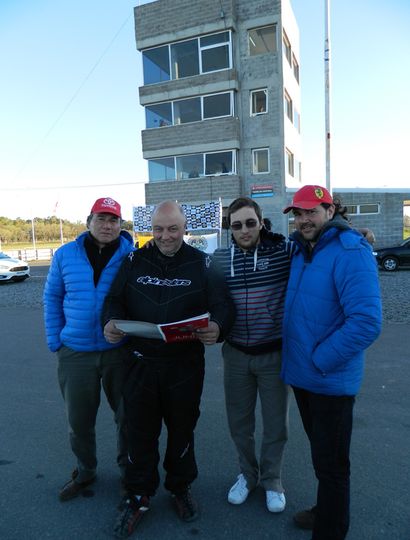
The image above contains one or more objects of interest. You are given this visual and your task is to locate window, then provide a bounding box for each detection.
[293,107,301,132]
[148,150,236,182]
[171,39,199,79]
[248,25,277,56]
[292,53,299,82]
[252,148,270,174]
[200,32,231,72]
[284,91,293,122]
[250,89,267,115]
[176,154,203,180]
[142,31,232,84]
[173,97,201,124]
[145,102,172,128]
[145,92,233,128]
[142,45,170,85]
[203,92,232,119]
[345,203,380,215]
[285,148,294,177]
[283,31,292,65]
[205,151,234,175]
[148,157,175,182]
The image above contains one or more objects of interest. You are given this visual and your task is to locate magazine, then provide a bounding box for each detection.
[114,313,210,343]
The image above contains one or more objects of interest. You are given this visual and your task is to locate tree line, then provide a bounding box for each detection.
[0,216,134,244]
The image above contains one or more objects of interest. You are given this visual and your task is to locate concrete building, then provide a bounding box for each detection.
[134,0,301,234]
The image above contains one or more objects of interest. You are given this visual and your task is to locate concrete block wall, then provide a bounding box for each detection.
[334,191,410,247]
[145,175,241,205]
[135,0,236,49]
[139,69,239,105]
[142,117,240,157]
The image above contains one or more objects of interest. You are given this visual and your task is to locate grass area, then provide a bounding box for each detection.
[404,227,410,239]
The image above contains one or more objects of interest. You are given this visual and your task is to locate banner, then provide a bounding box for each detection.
[133,201,221,232]
[183,232,218,254]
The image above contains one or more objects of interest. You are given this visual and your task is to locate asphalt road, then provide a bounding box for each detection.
[0,267,409,539]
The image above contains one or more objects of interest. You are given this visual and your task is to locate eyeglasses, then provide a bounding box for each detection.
[230,219,259,231]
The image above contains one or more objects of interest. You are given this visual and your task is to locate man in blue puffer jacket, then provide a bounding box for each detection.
[43,197,134,502]
[281,185,382,540]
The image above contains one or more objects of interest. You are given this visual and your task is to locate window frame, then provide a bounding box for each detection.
[148,150,237,182]
[283,30,292,66]
[248,25,277,56]
[142,30,232,85]
[345,203,380,215]
[250,89,268,116]
[285,148,295,177]
[284,90,293,122]
[145,91,234,129]
[252,147,270,174]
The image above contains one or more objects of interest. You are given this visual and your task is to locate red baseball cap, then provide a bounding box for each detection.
[90,197,121,218]
[283,185,333,214]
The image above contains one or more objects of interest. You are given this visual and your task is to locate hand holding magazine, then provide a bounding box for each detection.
[114,313,210,343]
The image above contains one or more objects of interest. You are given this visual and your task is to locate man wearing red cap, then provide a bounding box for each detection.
[43,197,134,501]
[282,185,382,539]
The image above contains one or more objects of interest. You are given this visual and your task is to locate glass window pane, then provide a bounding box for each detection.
[253,149,269,173]
[249,25,277,56]
[203,93,231,118]
[148,157,175,182]
[205,151,233,175]
[170,39,199,79]
[173,98,201,124]
[283,33,292,64]
[145,102,172,128]
[200,32,229,47]
[251,90,267,114]
[143,46,170,84]
[345,205,357,214]
[202,45,230,72]
[176,154,203,180]
[359,204,379,214]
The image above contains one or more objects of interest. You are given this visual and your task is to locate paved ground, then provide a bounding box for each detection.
[0,268,409,539]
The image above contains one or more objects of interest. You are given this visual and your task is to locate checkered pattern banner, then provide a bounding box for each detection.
[133,205,155,232]
[133,201,221,232]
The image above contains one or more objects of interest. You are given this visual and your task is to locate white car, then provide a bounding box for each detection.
[0,252,30,282]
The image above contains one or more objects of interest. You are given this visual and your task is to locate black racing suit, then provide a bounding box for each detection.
[102,242,234,495]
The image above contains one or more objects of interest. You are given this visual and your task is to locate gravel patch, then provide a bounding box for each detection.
[0,265,408,323]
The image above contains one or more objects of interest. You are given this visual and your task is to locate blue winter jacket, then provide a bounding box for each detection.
[43,230,134,352]
[281,218,382,396]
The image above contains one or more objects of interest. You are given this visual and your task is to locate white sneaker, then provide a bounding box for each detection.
[228,474,250,505]
[266,490,286,513]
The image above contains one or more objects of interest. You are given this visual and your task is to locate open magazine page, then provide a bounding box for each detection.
[114,313,210,343]
[158,313,209,343]
[113,320,163,340]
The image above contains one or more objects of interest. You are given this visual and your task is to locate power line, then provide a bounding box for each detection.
[0,181,147,192]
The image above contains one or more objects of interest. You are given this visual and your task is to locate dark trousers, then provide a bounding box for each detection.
[293,387,355,540]
[123,353,205,496]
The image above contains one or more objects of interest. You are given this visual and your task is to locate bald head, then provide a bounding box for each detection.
[152,201,186,256]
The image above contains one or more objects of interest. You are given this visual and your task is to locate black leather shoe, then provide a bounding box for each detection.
[59,469,96,502]
[293,506,316,530]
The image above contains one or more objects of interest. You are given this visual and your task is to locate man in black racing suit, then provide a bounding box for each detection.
[103,201,234,538]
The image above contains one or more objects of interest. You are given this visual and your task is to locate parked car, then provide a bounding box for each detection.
[374,238,410,271]
[0,252,30,282]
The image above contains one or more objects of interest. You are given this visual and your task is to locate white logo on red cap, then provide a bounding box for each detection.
[102,198,116,206]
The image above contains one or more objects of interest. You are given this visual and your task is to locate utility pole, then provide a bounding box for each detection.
[324,0,332,193]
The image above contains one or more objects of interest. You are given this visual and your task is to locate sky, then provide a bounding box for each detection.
[0,0,409,223]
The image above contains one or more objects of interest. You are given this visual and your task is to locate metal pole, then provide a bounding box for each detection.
[31,217,36,252]
[59,217,64,245]
[324,0,331,193]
